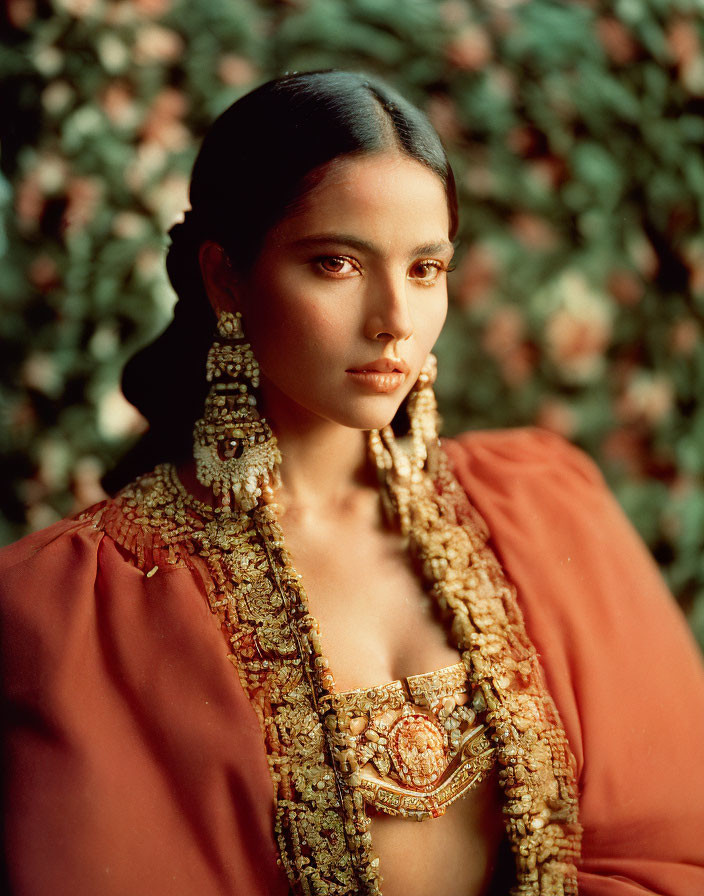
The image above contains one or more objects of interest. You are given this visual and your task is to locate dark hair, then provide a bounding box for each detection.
[105,70,458,491]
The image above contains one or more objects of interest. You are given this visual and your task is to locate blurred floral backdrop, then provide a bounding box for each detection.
[1,0,703,647]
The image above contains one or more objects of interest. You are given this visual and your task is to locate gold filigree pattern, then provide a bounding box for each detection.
[324,663,495,820]
[81,442,582,895]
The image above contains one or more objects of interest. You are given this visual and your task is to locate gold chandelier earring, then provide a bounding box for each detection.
[368,353,441,532]
[193,310,281,511]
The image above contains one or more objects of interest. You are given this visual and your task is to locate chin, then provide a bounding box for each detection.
[331,404,404,432]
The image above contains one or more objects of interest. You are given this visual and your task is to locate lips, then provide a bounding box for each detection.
[346,358,410,375]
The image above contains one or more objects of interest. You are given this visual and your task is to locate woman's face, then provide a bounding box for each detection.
[234,150,453,432]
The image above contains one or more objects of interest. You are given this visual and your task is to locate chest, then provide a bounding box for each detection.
[278,514,463,692]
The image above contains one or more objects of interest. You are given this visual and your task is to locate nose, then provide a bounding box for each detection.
[364,273,414,343]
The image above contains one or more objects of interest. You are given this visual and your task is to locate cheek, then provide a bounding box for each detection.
[414,296,448,347]
[247,283,356,369]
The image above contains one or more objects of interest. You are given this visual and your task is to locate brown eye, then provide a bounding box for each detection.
[317,256,358,275]
[410,260,443,283]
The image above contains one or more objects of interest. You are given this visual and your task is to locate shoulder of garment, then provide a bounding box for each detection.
[443,426,704,895]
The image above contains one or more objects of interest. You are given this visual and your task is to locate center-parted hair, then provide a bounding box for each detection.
[106,70,458,491]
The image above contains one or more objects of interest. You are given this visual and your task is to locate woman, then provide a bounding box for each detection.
[1,70,703,896]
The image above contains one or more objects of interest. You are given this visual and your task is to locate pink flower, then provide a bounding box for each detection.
[62,176,102,234]
[669,318,700,356]
[217,54,258,87]
[133,0,172,17]
[445,25,492,71]
[28,254,60,290]
[616,373,674,427]
[510,212,558,250]
[425,94,462,143]
[140,88,190,150]
[454,243,498,308]
[543,273,613,382]
[535,399,578,439]
[7,0,36,29]
[482,306,534,386]
[133,24,183,64]
[101,81,139,128]
[607,269,643,306]
[596,17,638,66]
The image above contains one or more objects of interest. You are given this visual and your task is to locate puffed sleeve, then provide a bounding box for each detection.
[443,428,704,895]
[0,515,288,896]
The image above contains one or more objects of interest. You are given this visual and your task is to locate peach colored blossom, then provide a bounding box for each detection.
[454,243,498,308]
[7,0,35,28]
[463,158,494,197]
[545,308,611,381]
[71,456,109,513]
[510,212,558,250]
[141,88,190,150]
[55,0,99,17]
[134,247,163,279]
[683,240,704,293]
[596,17,638,65]
[536,398,577,439]
[133,24,184,64]
[15,171,44,231]
[26,503,61,533]
[445,25,492,71]
[601,427,647,477]
[144,173,189,229]
[125,143,167,192]
[616,373,674,427]
[482,306,525,359]
[218,54,259,87]
[669,318,701,356]
[104,2,137,27]
[63,176,102,234]
[482,306,534,385]
[627,233,658,278]
[101,82,139,128]
[112,211,148,240]
[668,18,699,69]
[507,125,540,156]
[607,269,643,306]
[133,0,172,17]
[500,345,534,386]
[544,273,613,382]
[426,95,462,143]
[98,388,148,439]
[526,157,567,191]
[667,18,704,94]
[28,254,60,290]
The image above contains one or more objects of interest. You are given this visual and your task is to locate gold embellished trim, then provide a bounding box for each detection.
[80,448,581,895]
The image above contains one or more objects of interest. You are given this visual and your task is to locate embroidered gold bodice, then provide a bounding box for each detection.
[325,663,495,821]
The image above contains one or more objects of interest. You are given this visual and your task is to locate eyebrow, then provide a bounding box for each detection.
[291,234,455,258]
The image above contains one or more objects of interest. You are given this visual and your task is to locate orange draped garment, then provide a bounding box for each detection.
[1,428,703,895]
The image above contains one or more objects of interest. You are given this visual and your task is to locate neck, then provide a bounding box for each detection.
[263,389,378,521]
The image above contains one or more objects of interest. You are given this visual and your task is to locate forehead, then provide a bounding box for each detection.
[272,151,451,251]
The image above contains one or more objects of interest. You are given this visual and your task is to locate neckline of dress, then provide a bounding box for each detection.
[328,661,467,701]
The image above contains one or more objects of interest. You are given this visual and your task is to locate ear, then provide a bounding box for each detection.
[198,240,239,318]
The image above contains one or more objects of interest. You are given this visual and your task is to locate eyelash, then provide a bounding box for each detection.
[315,255,455,283]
